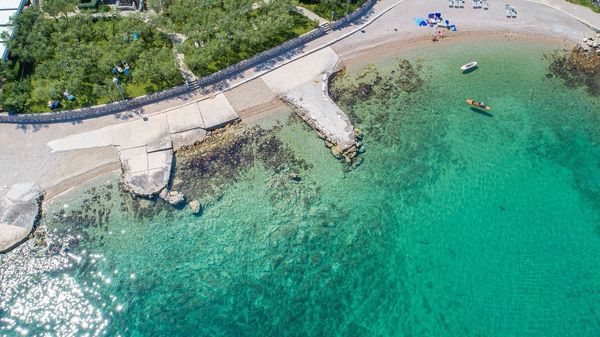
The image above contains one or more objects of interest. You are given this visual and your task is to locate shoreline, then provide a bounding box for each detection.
[43,163,121,202]
[4,0,599,204]
[37,34,581,204]
[340,32,577,68]
[39,104,289,203]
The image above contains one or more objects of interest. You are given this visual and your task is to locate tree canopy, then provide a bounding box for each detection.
[157,0,316,76]
[42,0,79,20]
[1,8,182,113]
[297,0,366,20]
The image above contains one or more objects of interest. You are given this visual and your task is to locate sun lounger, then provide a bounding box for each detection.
[482,0,489,9]
[505,5,517,18]
[449,0,454,8]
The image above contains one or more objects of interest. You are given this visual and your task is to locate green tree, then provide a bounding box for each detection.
[1,80,32,113]
[134,47,181,90]
[146,0,173,13]
[42,0,78,20]
[6,8,54,64]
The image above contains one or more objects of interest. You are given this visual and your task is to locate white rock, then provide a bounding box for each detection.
[165,191,185,205]
[188,200,201,214]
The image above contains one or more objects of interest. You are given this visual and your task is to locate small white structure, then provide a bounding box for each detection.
[0,0,28,60]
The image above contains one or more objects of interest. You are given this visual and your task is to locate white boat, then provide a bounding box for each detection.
[460,61,478,71]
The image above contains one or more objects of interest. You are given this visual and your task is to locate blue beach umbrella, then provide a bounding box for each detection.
[413,17,427,26]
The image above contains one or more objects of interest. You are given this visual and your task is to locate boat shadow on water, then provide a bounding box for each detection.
[462,66,478,74]
[470,107,493,117]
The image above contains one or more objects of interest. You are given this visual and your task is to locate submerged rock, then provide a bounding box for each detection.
[0,183,43,252]
[173,124,312,203]
[188,200,201,214]
[288,172,302,182]
[331,145,343,159]
[354,128,363,140]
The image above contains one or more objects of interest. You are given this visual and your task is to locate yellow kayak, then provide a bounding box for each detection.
[466,99,491,111]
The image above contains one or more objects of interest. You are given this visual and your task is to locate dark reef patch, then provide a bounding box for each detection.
[329,59,428,145]
[545,48,600,96]
[329,58,451,206]
[173,123,313,204]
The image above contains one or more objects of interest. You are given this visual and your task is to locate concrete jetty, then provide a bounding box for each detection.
[262,47,357,152]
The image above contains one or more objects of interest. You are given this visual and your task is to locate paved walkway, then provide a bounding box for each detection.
[294,6,330,25]
[527,0,599,30]
[47,92,238,196]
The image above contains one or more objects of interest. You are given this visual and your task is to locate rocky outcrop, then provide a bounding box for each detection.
[549,35,600,96]
[161,190,185,206]
[0,183,43,252]
[577,34,600,55]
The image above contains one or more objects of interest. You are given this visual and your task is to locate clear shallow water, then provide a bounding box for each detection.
[1,40,600,337]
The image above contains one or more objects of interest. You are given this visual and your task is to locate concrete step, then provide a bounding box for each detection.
[320,22,331,31]
[187,80,201,91]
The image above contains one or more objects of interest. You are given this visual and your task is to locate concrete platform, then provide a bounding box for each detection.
[197,93,239,130]
[280,74,356,150]
[263,47,357,151]
[121,148,173,196]
[166,102,205,133]
[47,94,240,197]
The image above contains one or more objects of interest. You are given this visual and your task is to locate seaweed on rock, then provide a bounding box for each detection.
[174,123,313,204]
[329,58,431,145]
[546,48,600,96]
[329,57,451,206]
[330,59,424,109]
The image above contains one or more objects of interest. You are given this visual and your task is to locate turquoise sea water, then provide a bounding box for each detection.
[1,40,600,337]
